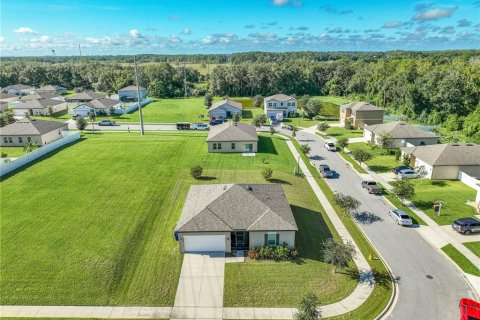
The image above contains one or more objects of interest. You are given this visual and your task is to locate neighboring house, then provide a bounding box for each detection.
[64,91,107,105]
[0,118,68,147]
[118,85,147,102]
[364,121,438,148]
[11,98,67,116]
[174,184,298,253]
[70,98,122,116]
[20,93,62,102]
[207,122,258,153]
[264,94,297,121]
[4,84,36,95]
[340,102,384,129]
[36,85,67,95]
[401,143,480,180]
[0,102,8,112]
[0,92,21,104]
[208,99,242,120]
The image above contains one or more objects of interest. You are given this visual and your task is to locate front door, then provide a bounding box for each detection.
[226,111,231,118]
[245,144,253,152]
[231,231,249,250]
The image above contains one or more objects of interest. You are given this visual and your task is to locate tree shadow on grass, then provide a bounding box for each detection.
[346,267,391,288]
[368,165,391,173]
[353,211,384,225]
[0,138,85,182]
[267,178,292,185]
[257,136,277,155]
[290,205,333,262]
[198,176,217,181]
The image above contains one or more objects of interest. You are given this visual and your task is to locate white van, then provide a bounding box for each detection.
[191,123,209,131]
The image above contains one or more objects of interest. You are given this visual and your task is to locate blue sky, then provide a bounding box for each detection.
[0,0,479,56]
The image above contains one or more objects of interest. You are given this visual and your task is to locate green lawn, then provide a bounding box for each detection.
[1,132,357,308]
[410,180,477,225]
[377,183,426,225]
[0,146,26,158]
[464,242,480,258]
[441,244,480,276]
[324,127,364,139]
[348,143,400,173]
[337,150,368,174]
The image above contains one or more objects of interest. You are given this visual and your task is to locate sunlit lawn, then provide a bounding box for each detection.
[348,142,399,173]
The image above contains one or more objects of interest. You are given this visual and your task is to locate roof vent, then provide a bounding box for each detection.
[466,143,474,146]
[246,186,253,191]
[452,144,460,146]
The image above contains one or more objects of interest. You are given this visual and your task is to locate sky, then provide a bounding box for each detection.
[0,0,479,56]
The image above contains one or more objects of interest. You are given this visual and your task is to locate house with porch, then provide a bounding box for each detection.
[264,94,297,121]
[118,85,147,102]
[174,184,298,253]
[206,122,258,153]
[0,118,68,147]
[208,99,242,120]
[340,102,384,129]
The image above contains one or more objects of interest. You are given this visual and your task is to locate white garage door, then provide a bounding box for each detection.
[184,235,226,252]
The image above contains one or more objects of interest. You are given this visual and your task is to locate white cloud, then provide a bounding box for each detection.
[85,37,101,44]
[412,7,458,21]
[13,27,38,34]
[272,0,289,5]
[129,29,143,38]
[383,21,401,28]
[0,36,4,43]
[39,35,50,42]
[170,35,182,43]
[182,28,191,35]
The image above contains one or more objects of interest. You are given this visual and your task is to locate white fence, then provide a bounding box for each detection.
[0,131,80,177]
[121,99,153,114]
[458,171,480,203]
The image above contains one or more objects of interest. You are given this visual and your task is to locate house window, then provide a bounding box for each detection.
[266,232,279,246]
[218,143,222,150]
[280,102,283,106]
[231,143,235,150]
[18,137,23,143]
[58,130,61,135]
[213,143,217,150]
[291,102,295,107]
[8,137,13,143]
[3,137,8,143]
[27,137,31,142]
[268,102,272,107]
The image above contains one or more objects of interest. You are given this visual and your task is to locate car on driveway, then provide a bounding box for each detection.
[392,165,410,174]
[361,180,382,194]
[97,120,116,126]
[397,169,418,179]
[319,164,334,178]
[324,142,336,151]
[282,125,293,131]
[388,209,413,226]
[452,217,480,235]
[72,114,83,120]
[209,119,224,126]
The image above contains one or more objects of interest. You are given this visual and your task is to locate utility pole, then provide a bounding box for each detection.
[184,61,187,98]
[134,55,145,135]
[78,45,82,57]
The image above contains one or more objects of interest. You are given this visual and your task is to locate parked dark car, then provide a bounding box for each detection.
[361,181,382,194]
[282,125,293,131]
[97,120,116,126]
[392,165,410,174]
[452,217,480,235]
[319,164,334,178]
[72,114,82,120]
[209,119,224,126]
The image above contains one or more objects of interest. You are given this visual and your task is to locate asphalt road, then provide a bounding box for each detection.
[293,129,476,320]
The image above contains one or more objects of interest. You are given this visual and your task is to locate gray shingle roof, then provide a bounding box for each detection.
[12,98,64,109]
[207,122,258,142]
[36,85,66,92]
[65,91,107,101]
[402,143,480,166]
[119,85,146,92]
[210,99,242,111]
[341,102,383,112]
[264,94,295,102]
[365,121,437,139]
[0,119,67,136]
[6,84,34,90]
[175,184,298,232]
[79,98,121,109]
[20,93,60,101]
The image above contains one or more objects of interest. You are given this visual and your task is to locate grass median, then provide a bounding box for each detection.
[441,244,480,276]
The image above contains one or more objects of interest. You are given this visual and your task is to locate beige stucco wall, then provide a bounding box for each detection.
[249,231,296,249]
[339,108,351,125]
[208,141,258,153]
[375,136,438,148]
[353,110,384,128]
[0,125,68,147]
[430,165,480,180]
[177,231,231,253]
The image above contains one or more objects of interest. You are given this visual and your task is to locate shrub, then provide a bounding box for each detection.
[190,165,203,179]
[274,245,290,261]
[317,122,330,132]
[395,149,401,161]
[261,167,273,181]
[247,248,259,260]
[336,137,349,150]
[300,144,311,155]
[295,293,320,320]
[431,180,446,187]
[258,245,274,259]
[249,245,299,261]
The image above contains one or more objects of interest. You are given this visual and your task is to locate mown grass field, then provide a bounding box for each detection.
[441,244,480,276]
[410,180,477,225]
[0,146,26,158]
[464,242,480,258]
[1,132,357,308]
[324,127,363,139]
[348,143,400,173]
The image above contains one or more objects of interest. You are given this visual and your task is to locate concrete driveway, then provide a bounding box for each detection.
[289,128,476,320]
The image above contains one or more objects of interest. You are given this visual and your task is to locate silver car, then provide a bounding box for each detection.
[388,209,413,226]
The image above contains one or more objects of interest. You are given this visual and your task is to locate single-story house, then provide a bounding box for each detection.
[0,102,8,112]
[340,102,384,129]
[207,122,258,153]
[0,118,68,147]
[70,98,122,116]
[364,121,438,148]
[208,99,243,120]
[64,91,107,105]
[0,92,21,104]
[11,98,67,116]
[174,184,298,253]
[401,143,480,180]
[4,84,36,95]
[118,85,147,102]
[264,94,297,121]
[36,85,67,95]
[20,93,63,102]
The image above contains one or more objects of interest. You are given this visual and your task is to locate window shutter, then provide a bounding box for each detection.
[264,234,268,245]
[276,233,280,245]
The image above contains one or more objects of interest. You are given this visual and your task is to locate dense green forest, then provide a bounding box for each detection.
[1,51,479,141]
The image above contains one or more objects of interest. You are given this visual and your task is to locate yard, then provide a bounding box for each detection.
[1,132,357,307]
[324,127,364,139]
[441,244,480,276]
[0,146,26,158]
[410,180,477,225]
[464,242,480,258]
[347,142,400,173]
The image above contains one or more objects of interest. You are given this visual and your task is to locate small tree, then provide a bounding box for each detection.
[76,117,87,132]
[395,149,401,161]
[48,106,54,117]
[295,292,321,320]
[392,179,415,201]
[261,168,273,181]
[190,165,203,179]
[1,152,8,158]
[23,140,38,153]
[232,113,241,122]
[292,126,298,137]
[317,122,330,133]
[351,149,373,166]
[415,165,428,179]
[253,94,263,108]
[377,132,392,153]
[334,193,361,216]
[402,154,411,166]
[270,126,276,135]
[300,144,311,155]
[322,238,356,273]
[336,137,349,151]
[344,118,354,130]
[204,93,213,108]
[252,114,267,128]
[109,106,116,117]
[88,111,96,133]
[301,95,311,110]
[304,100,322,119]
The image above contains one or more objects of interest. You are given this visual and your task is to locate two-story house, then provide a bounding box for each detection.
[264,94,297,121]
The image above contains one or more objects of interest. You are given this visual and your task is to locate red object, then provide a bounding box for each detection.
[460,298,480,320]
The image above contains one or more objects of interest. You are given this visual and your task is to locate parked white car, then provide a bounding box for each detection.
[388,209,413,226]
[324,142,336,151]
[397,169,418,179]
[191,123,209,130]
